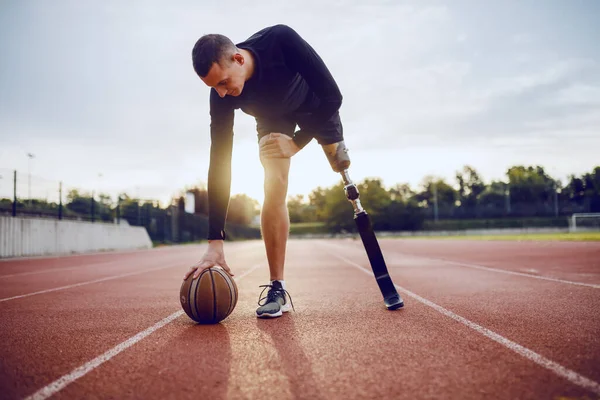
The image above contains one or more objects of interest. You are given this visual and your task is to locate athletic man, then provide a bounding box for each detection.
[184,24,344,318]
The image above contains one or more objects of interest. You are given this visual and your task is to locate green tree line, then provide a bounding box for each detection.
[286,164,600,232]
[2,164,599,234]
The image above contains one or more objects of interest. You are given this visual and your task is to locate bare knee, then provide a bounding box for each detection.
[261,157,290,208]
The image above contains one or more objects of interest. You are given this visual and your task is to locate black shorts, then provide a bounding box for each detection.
[256,111,343,146]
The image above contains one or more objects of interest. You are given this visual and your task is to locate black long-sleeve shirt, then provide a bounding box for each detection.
[206,24,343,240]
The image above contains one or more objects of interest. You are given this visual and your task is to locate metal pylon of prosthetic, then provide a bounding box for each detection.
[321,141,404,310]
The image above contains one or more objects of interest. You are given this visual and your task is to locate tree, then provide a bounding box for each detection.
[478,180,509,217]
[358,178,392,217]
[320,182,353,232]
[308,186,329,222]
[415,176,457,218]
[455,165,486,208]
[506,165,556,204]
[66,189,92,217]
[379,199,425,231]
[585,167,600,212]
[388,183,415,202]
[564,166,600,212]
[287,194,318,223]
[317,177,424,232]
[565,175,586,204]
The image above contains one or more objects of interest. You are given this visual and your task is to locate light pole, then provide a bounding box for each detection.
[27,153,35,207]
[505,182,511,214]
[554,185,561,217]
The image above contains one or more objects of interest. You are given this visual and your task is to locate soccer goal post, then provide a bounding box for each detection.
[569,213,600,232]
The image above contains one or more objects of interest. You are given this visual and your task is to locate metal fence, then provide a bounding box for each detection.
[0,168,261,243]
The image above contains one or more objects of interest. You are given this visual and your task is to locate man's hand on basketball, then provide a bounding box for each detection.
[259,132,300,159]
[183,240,233,280]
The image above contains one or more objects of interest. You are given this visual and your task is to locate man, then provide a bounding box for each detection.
[184,24,344,318]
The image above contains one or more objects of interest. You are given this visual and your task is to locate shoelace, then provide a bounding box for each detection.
[257,284,295,312]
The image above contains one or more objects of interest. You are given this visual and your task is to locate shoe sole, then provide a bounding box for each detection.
[256,303,292,318]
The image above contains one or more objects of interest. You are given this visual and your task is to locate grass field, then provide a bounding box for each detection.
[395,231,600,241]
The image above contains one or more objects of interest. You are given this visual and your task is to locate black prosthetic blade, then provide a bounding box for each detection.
[355,211,404,310]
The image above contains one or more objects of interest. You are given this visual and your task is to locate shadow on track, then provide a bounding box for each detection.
[257,315,325,400]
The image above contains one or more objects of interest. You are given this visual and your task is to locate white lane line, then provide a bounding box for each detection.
[329,251,600,396]
[398,254,600,289]
[24,311,183,400]
[0,261,121,280]
[0,245,178,263]
[1,241,260,279]
[323,240,600,289]
[0,260,187,303]
[22,262,263,400]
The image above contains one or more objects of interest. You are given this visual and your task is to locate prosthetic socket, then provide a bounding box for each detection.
[321,141,364,214]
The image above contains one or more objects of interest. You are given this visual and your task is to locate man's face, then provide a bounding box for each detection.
[201,54,246,98]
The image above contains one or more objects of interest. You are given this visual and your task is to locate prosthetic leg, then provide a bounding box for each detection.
[322,141,404,310]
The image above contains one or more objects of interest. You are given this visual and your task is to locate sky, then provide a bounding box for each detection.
[1,0,599,206]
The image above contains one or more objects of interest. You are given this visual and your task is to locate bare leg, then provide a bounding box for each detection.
[260,156,291,281]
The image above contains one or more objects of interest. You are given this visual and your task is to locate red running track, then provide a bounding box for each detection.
[0,238,599,399]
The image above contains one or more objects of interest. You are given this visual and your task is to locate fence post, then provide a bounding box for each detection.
[433,181,439,223]
[58,181,63,220]
[116,196,121,224]
[91,193,95,222]
[12,170,17,217]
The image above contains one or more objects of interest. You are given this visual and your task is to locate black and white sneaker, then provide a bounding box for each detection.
[256,281,294,318]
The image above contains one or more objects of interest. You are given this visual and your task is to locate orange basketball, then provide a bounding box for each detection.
[180,266,238,324]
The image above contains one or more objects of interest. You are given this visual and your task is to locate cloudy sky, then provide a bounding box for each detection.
[1,0,599,205]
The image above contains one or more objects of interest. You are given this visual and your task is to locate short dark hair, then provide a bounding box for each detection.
[192,34,237,77]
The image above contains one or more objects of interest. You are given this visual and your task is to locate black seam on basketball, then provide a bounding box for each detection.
[216,268,235,316]
[213,269,228,316]
[227,271,236,314]
[188,273,197,321]
[192,270,205,322]
[209,268,217,323]
[224,270,234,316]
[188,278,200,322]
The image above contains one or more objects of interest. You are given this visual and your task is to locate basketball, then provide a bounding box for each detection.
[180,266,238,324]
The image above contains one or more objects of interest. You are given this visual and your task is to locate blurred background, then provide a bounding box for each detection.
[1,0,599,244]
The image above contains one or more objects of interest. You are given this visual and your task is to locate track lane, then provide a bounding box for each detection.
[0,242,263,300]
[0,241,265,400]
[0,242,260,276]
[376,238,600,285]
[0,245,193,274]
[0,255,190,301]
[29,240,600,400]
[321,239,600,383]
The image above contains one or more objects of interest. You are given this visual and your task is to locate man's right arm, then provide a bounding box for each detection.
[207,89,235,240]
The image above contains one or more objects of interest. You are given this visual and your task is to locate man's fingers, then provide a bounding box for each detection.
[185,262,234,280]
[183,269,193,280]
[192,265,209,279]
[183,267,196,280]
[261,151,284,158]
[259,136,273,147]
[261,144,280,152]
[188,261,214,279]
[260,147,281,155]
[221,263,234,277]
[260,139,277,148]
